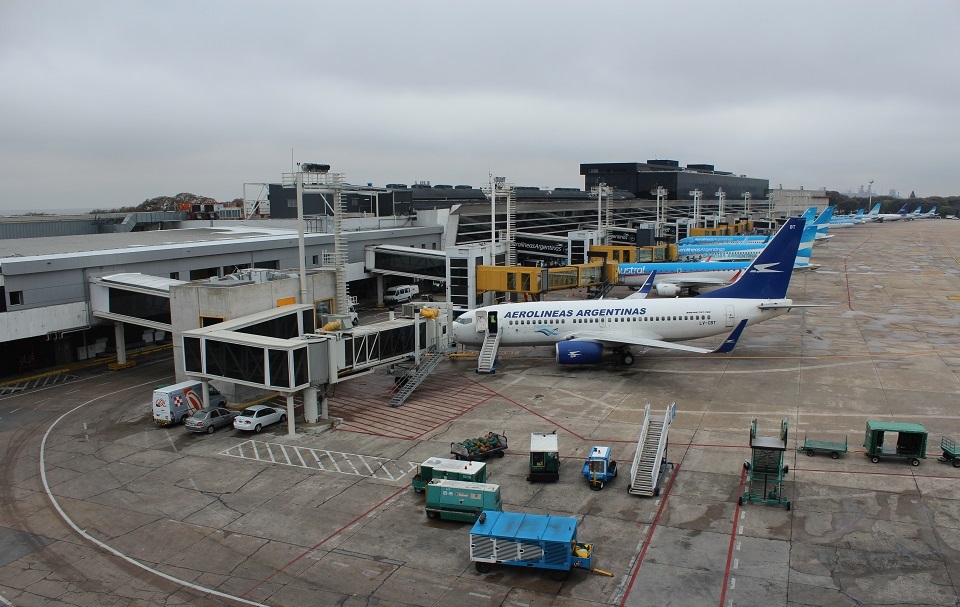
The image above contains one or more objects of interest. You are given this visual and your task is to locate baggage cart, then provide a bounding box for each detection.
[451,432,508,461]
[469,510,594,581]
[798,433,848,459]
[938,436,960,467]
[581,446,618,490]
[863,421,927,466]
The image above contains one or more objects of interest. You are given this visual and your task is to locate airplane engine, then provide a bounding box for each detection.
[655,283,681,297]
[555,341,604,365]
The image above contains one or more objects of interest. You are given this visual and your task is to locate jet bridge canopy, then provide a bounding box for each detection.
[89,272,184,331]
[181,303,451,392]
[365,244,447,282]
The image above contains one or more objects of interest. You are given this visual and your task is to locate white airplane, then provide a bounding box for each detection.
[876,203,911,222]
[453,217,813,366]
[918,206,938,219]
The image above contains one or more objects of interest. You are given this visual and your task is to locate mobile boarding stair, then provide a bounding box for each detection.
[387,345,455,407]
[628,402,676,496]
[739,418,791,511]
[476,330,502,374]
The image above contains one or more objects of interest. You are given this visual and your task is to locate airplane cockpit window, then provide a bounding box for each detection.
[454,315,473,326]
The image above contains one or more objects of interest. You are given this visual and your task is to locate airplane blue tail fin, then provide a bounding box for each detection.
[696,218,804,300]
[897,204,910,214]
[814,206,834,225]
[801,206,818,222]
[869,203,881,215]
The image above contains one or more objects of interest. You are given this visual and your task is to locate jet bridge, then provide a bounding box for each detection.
[181,302,453,431]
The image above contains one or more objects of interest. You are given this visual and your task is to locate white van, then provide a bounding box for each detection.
[152,381,226,426]
[384,284,420,305]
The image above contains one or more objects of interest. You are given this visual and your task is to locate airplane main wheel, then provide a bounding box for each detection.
[621,352,635,366]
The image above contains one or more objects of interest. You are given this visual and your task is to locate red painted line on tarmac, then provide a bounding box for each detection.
[412,392,498,440]
[497,393,587,441]
[841,234,872,311]
[718,465,748,607]
[241,485,406,598]
[619,462,681,607]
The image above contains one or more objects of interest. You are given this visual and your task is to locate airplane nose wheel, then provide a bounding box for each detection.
[620,350,635,366]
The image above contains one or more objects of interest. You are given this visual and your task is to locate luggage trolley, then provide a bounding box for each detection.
[740,418,791,511]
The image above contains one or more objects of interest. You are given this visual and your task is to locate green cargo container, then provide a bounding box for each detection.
[411,457,488,494]
[863,421,927,466]
[425,479,502,522]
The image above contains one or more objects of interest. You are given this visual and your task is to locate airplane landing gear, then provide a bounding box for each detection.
[620,349,635,366]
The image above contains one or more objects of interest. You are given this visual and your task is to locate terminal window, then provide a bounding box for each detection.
[9,290,23,305]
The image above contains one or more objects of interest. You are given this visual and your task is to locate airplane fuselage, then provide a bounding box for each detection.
[453,298,790,347]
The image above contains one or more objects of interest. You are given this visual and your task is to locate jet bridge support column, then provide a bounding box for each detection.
[303,385,318,424]
[320,384,329,419]
[114,321,126,366]
[285,394,296,437]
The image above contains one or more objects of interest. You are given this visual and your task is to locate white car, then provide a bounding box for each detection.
[232,405,286,433]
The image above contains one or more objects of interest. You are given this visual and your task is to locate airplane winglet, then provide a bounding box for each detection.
[711,319,748,354]
[625,270,656,300]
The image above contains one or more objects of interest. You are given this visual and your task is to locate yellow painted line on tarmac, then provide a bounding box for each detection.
[941,238,960,266]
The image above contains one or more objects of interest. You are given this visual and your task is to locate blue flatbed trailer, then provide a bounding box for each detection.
[469,510,594,581]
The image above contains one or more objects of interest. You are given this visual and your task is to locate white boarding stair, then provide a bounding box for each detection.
[476,330,501,374]
[628,402,676,496]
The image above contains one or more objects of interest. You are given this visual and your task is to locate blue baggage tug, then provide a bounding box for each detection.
[469,511,594,581]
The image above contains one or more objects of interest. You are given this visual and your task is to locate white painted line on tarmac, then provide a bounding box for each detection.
[164,429,179,454]
[470,592,491,599]
[221,441,417,482]
[39,378,272,607]
[738,525,743,534]
[733,558,739,569]
[0,591,12,606]
[434,584,452,591]
[729,577,736,589]
[736,540,741,551]
[66,389,81,394]
[332,562,349,568]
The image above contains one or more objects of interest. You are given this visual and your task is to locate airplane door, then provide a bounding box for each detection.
[476,311,487,333]
[725,305,735,327]
[487,311,499,334]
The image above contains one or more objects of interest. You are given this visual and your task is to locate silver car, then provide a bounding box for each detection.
[184,407,239,434]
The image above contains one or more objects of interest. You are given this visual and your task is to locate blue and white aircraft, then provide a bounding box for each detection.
[876,203,911,222]
[676,221,817,264]
[678,207,818,246]
[918,206,938,219]
[453,218,813,366]
[826,208,864,228]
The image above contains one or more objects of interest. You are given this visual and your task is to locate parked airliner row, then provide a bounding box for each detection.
[453,217,814,366]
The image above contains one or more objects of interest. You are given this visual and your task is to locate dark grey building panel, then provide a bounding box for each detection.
[581,161,768,201]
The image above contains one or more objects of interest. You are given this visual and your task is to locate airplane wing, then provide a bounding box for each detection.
[659,276,731,288]
[565,319,749,354]
[757,302,832,310]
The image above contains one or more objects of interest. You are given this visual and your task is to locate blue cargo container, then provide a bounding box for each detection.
[469,510,593,581]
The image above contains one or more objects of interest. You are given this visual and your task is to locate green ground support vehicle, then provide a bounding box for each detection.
[863,421,927,466]
[937,436,960,467]
[527,431,561,482]
[424,479,501,522]
[740,418,791,511]
[411,457,487,494]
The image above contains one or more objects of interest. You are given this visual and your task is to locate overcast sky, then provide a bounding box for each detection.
[1,1,957,211]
